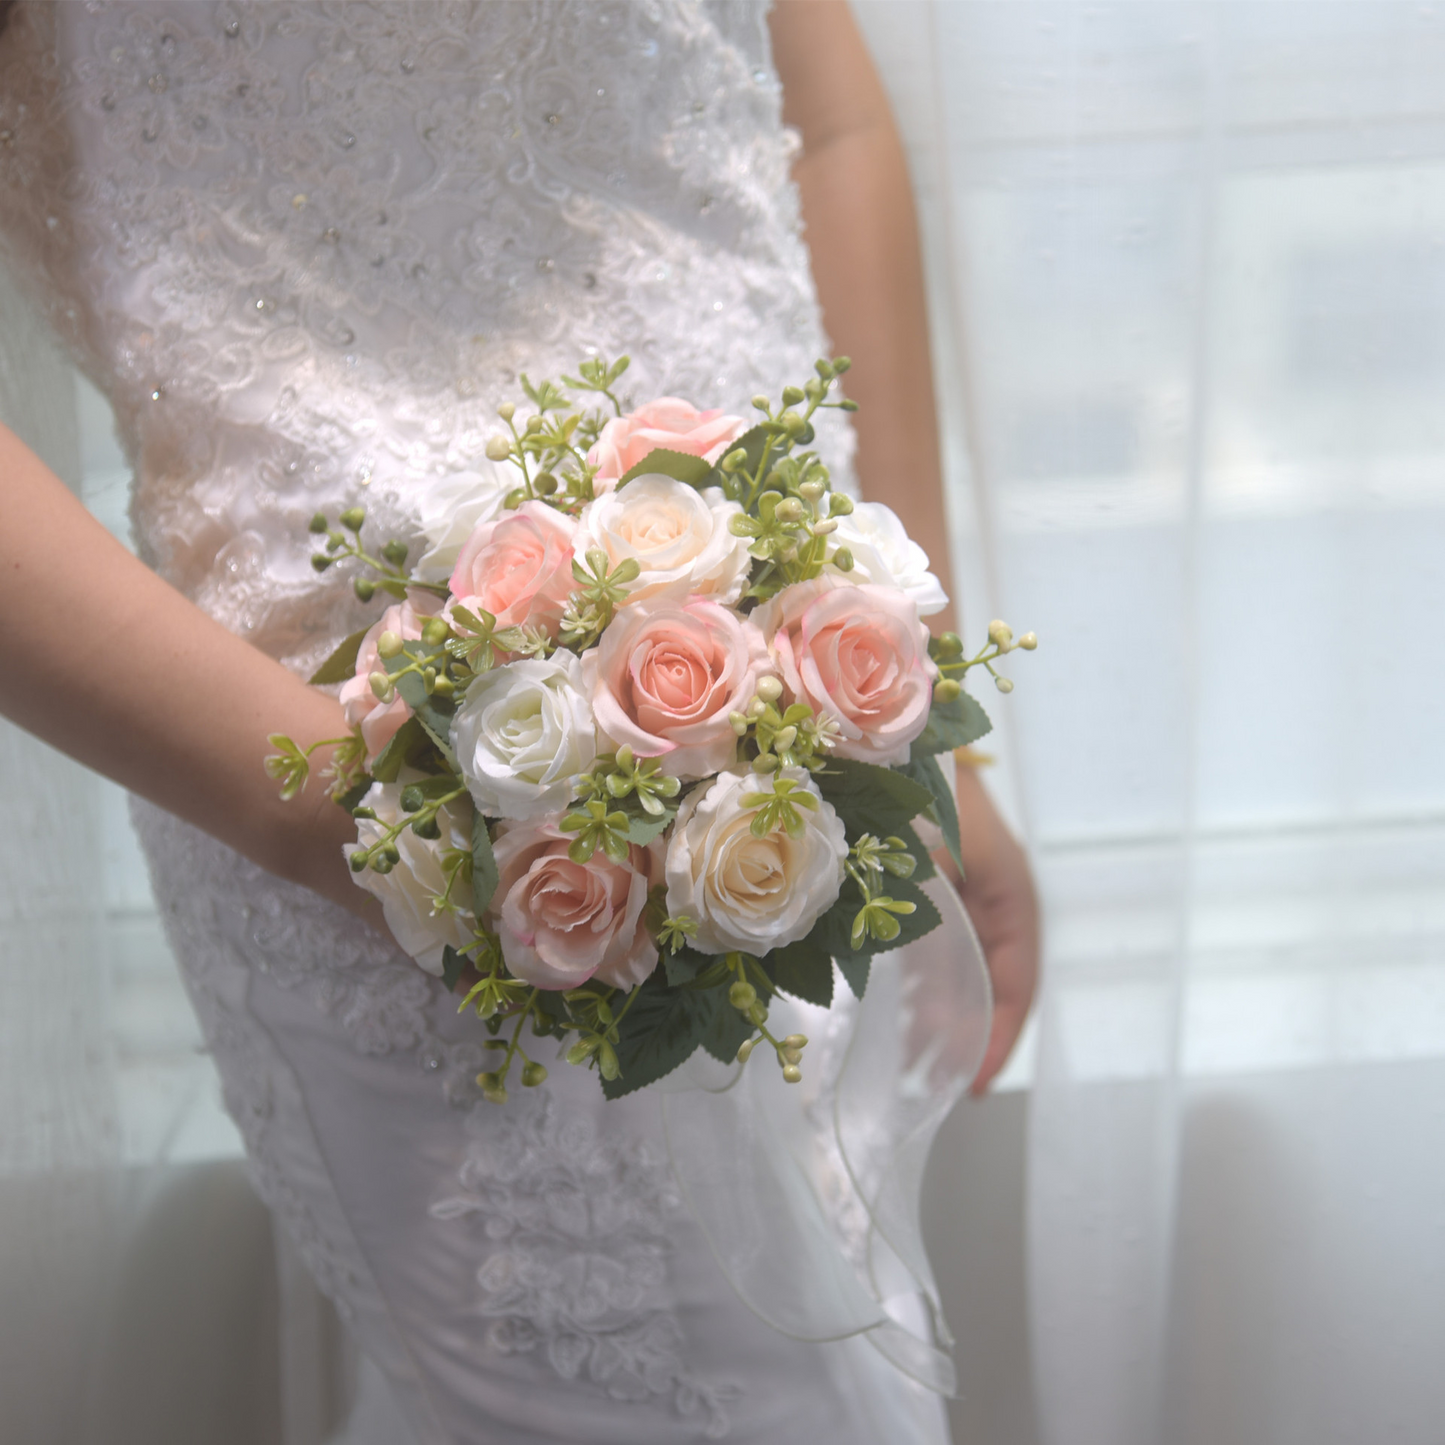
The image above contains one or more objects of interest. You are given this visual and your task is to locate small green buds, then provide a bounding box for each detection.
[736,1037,756,1063]
[308,513,329,534]
[354,577,376,602]
[522,1061,548,1088]
[399,785,424,813]
[782,1065,802,1085]
[995,676,1015,694]
[421,616,450,647]
[831,547,854,572]
[1019,631,1038,650]
[369,671,394,702]
[755,675,783,704]
[828,493,854,517]
[485,433,511,461]
[782,384,805,406]
[377,630,404,659]
[721,447,748,472]
[833,356,852,373]
[339,506,366,532]
[497,401,516,422]
[311,554,332,572]
[988,619,1014,648]
[382,539,409,567]
[729,980,757,1011]
[751,393,771,412]
[934,677,962,703]
[533,471,558,496]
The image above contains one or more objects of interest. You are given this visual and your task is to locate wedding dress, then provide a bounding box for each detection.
[0,5,982,1441]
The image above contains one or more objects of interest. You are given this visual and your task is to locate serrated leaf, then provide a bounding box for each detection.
[663,945,711,987]
[440,945,467,992]
[836,953,871,1000]
[624,808,674,846]
[471,809,499,918]
[814,758,935,839]
[896,753,964,876]
[616,447,714,491]
[415,700,459,771]
[910,691,992,760]
[768,935,834,1006]
[601,976,715,1099]
[370,716,427,782]
[700,992,754,1064]
[309,628,369,686]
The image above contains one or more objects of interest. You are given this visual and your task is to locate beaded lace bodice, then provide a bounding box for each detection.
[0,0,852,671]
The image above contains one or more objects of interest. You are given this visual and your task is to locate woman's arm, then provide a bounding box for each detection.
[772,1,1038,1092]
[0,422,381,924]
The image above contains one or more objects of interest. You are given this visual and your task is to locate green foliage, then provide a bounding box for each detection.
[370,716,428,782]
[896,752,964,876]
[601,975,727,1099]
[767,935,834,1007]
[699,995,755,1064]
[308,628,369,686]
[814,758,935,839]
[616,447,714,491]
[471,810,499,918]
[910,691,992,760]
[808,873,943,999]
[441,945,467,992]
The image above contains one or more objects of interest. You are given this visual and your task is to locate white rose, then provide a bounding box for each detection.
[453,653,597,820]
[829,500,949,617]
[575,476,752,606]
[411,466,513,584]
[664,768,847,956]
[347,780,475,977]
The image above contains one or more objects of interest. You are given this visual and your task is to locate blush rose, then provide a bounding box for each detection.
[750,577,936,766]
[583,596,772,779]
[448,499,577,638]
[339,600,424,762]
[588,398,747,492]
[491,817,664,991]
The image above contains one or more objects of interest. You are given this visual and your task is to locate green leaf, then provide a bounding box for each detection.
[663,945,711,987]
[699,991,755,1065]
[414,700,459,772]
[810,873,943,999]
[768,935,834,1006]
[897,753,964,876]
[909,692,992,760]
[471,810,499,918]
[814,758,935,839]
[370,716,427,782]
[602,976,716,1099]
[440,945,467,992]
[336,778,374,814]
[308,628,369,686]
[616,447,714,491]
[624,808,674,847]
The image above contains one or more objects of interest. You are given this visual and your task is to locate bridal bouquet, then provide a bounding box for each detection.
[268,357,1031,1103]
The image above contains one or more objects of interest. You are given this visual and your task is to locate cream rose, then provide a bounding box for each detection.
[448,500,577,638]
[338,600,424,762]
[583,596,771,779]
[750,577,935,767]
[347,780,475,977]
[588,398,747,492]
[574,476,752,605]
[664,768,847,956]
[412,466,513,585]
[452,653,597,820]
[828,500,949,618]
[490,817,664,991]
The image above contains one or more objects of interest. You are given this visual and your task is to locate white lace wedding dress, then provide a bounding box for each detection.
[0,4,963,1441]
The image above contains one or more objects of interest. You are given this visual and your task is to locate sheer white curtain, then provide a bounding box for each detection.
[859,3,1445,1443]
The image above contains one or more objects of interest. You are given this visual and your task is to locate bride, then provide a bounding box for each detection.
[0,2,1037,1441]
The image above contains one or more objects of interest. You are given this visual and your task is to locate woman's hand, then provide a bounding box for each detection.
[936,762,1040,1094]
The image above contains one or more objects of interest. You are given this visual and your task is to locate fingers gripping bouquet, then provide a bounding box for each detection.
[268,356,1034,1104]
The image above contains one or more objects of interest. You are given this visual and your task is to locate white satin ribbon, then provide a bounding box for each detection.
[660,875,992,1395]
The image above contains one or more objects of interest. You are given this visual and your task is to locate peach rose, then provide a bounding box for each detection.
[448,500,577,638]
[588,398,747,492]
[582,596,772,780]
[750,578,936,766]
[490,817,664,991]
[339,600,424,762]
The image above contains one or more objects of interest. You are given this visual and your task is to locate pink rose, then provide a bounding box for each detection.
[491,817,664,991]
[448,500,577,638]
[339,601,424,762]
[588,398,747,492]
[750,578,936,766]
[583,596,772,779]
